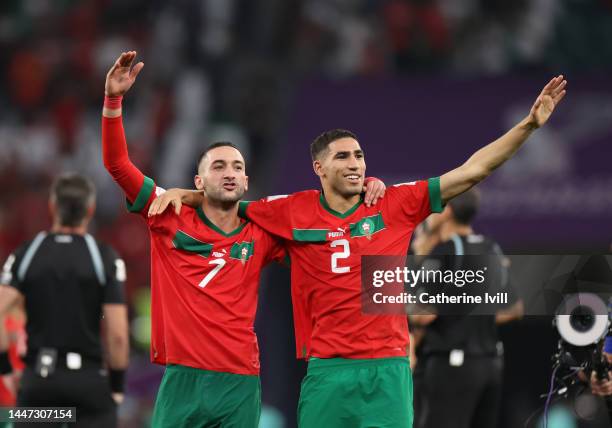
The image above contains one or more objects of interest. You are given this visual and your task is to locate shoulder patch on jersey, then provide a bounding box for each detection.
[349,213,386,239]
[115,259,127,282]
[172,230,213,257]
[1,254,15,284]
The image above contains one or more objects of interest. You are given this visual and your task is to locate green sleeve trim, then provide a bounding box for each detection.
[427,177,443,213]
[292,229,329,242]
[238,201,251,219]
[126,176,155,213]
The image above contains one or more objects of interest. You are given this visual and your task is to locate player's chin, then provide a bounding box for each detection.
[339,183,363,197]
[219,189,245,203]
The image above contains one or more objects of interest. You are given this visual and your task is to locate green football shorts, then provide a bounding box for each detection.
[152,364,261,428]
[298,356,413,428]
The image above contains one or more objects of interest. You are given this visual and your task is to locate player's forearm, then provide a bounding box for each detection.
[182,190,205,207]
[101,97,145,201]
[440,116,536,201]
[466,116,536,177]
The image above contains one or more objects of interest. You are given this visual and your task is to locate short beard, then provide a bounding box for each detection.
[205,186,245,205]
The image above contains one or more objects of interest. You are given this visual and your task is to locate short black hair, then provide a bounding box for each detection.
[50,173,96,227]
[196,142,242,172]
[448,188,480,225]
[310,129,358,161]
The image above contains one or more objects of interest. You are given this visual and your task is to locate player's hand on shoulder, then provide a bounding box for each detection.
[363,177,386,207]
[148,189,205,217]
[148,188,184,217]
[105,51,144,97]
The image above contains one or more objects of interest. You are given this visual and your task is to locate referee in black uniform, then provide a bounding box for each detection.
[0,173,129,427]
[411,188,523,428]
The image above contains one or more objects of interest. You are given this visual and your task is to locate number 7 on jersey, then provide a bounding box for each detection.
[199,258,226,288]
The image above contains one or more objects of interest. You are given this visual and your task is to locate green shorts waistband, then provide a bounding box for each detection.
[166,364,259,378]
[307,356,410,372]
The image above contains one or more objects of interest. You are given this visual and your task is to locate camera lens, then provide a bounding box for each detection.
[569,305,596,332]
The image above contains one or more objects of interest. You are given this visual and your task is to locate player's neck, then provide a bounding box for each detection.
[200,199,241,233]
[51,222,88,236]
[440,221,473,242]
[321,188,361,215]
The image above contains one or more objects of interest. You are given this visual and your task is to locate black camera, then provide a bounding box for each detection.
[554,293,611,380]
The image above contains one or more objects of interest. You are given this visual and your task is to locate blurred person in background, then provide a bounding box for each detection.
[0,173,129,428]
[589,330,612,424]
[0,305,26,407]
[410,188,523,428]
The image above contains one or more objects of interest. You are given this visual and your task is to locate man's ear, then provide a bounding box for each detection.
[244,175,249,193]
[194,175,204,190]
[313,160,323,178]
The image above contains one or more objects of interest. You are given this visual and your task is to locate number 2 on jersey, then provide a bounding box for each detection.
[199,258,226,288]
[331,239,350,273]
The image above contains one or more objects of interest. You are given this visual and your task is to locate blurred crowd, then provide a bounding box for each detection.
[1,0,612,301]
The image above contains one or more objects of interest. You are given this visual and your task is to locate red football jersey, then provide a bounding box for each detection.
[129,176,284,375]
[239,178,443,359]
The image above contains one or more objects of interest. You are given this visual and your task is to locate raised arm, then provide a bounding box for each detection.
[440,75,567,202]
[102,51,146,202]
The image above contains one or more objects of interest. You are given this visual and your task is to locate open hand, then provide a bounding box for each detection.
[148,189,183,217]
[528,75,567,128]
[105,51,144,97]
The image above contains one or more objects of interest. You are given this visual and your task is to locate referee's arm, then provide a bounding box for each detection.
[101,249,129,403]
[102,304,129,370]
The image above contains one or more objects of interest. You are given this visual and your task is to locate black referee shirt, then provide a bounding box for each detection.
[0,232,125,365]
[419,233,516,357]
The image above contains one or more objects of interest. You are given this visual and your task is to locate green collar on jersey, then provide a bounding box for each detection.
[319,193,363,219]
[196,206,248,238]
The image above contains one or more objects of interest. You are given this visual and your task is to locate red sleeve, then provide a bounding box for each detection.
[238,195,294,241]
[102,115,158,215]
[384,177,443,226]
[265,235,288,266]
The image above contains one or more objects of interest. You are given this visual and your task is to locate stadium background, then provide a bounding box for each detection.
[1,0,612,426]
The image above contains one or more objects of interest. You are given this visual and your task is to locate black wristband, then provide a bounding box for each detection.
[0,351,12,375]
[109,369,125,393]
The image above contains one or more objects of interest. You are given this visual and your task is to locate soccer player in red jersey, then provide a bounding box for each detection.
[159,75,567,427]
[102,51,289,427]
